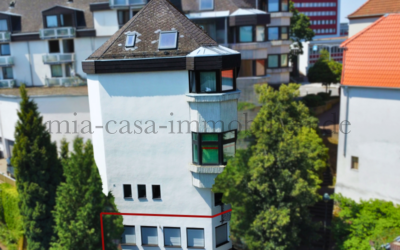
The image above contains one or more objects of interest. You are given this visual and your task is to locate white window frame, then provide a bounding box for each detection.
[158,31,178,50]
[199,0,214,10]
[125,34,136,48]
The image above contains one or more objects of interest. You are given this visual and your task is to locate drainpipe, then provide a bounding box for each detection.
[343,86,349,157]
[256,0,259,9]
[27,41,34,86]
[225,17,228,44]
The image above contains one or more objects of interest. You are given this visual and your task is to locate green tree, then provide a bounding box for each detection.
[213,84,328,250]
[290,0,315,67]
[307,50,342,91]
[11,85,63,250]
[332,194,400,250]
[51,138,123,250]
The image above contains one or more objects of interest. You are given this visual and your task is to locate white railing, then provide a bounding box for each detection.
[0,79,16,89]
[39,27,76,39]
[0,31,11,42]
[0,56,14,66]
[43,54,75,64]
[109,0,148,8]
[45,77,86,87]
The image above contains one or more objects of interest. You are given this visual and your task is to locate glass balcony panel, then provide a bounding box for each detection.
[40,27,75,39]
[43,54,74,64]
[0,56,14,66]
[45,77,86,87]
[0,32,11,42]
[0,79,16,88]
[110,0,147,7]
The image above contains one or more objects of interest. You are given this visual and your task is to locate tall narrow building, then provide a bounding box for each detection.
[83,0,240,249]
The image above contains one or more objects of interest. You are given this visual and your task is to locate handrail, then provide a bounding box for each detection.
[39,27,76,39]
[42,53,75,64]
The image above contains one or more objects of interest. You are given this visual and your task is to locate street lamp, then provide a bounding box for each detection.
[323,193,330,250]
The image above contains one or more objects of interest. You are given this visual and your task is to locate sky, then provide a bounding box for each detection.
[340,0,367,23]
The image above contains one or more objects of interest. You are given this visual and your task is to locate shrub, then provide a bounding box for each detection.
[317,91,331,101]
[238,102,256,111]
[301,94,325,107]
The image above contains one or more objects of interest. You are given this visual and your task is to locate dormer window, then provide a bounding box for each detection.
[189,69,237,93]
[46,15,58,28]
[200,0,214,10]
[42,6,85,29]
[158,31,178,50]
[125,34,136,47]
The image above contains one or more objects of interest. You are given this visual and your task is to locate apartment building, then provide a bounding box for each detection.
[84,0,240,248]
[337,14,400,204]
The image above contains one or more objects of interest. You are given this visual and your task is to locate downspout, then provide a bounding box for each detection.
[343,86,349,157]
[256,0,259,9]
[224,17,228,44]
[27,41,34,86]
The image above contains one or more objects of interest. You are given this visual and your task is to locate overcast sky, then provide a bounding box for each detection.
[341,0,367,23]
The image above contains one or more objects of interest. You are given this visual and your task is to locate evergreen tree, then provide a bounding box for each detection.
[51,138,123,250]
[11,85,63,250]
[213,84,328,250]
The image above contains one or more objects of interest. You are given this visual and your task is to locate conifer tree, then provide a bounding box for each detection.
[11,85,63,250]
[51,138,123,250]
[213,84,328,250]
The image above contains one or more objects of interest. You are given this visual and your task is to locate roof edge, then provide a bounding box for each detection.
[347,0,371,18]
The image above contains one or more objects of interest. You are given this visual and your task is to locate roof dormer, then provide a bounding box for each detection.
[0,12,21,42]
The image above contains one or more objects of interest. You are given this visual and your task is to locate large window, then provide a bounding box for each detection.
[239,60,266,77]
[45,14,74,28]
[0,20,7,31]
[268,54,289,68]
[122,226,136,245]
[0,44,10,56]
[192,131,236,165]
[200,0,214,10]
[141,227,158,246]
[2,67,13,79]
[268,0,289,12]
[189,69,236,93]
[187,228,205,248]
[164,228,181,247]
[216,224,229,247]
[51,65,63,78]
[239,26,253,42]
[267,27,290,41]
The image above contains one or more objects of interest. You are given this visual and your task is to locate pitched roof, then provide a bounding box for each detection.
[181,0,254,13]
[0,0,106,33]
[340,14,400,88]
[348,0,400,19]
[88,0,217,60]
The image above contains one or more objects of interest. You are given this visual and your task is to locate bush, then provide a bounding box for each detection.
[317,91,331,100]
[238,102,256,111]
[301,94,325,107]
[332,194,400,250]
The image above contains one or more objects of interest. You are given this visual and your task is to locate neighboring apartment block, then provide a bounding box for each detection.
[292,0,340,37]
[84,0,241,248]
[336,14,400,204]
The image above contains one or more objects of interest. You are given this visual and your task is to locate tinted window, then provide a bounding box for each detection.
[152,185,161,199]
[138,184,146,198]
[123,184,132,198]
[239,26,253,42]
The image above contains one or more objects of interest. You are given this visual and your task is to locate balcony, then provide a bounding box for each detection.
[0,31,11,42]
[45,77,86,87]
[0,79,16,89]
[109,0,148,8]
[0,56,14,67]
[43,54,74,65]
[189,164,226,189]
[39,27,76,39]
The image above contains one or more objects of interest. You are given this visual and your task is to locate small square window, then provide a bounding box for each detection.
[351,156,359,170]
[214,193,223,206]
[122,226,136,245]
[125,34,136,47]
[152,185,161,199]
[138,184,146,198]
[158,31,178,50]
[46,15,58,28]
[200,0,214,10]
[123,184,132,198]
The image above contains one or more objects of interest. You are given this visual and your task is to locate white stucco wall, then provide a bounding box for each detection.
[93,10,119,37]
[349,17,380,37]
[10,41,33,86]
[336,87,400,204]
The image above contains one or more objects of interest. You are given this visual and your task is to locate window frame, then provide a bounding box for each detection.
[267,26,290,41]
[267,0,289,12]
[187,228,205,249]
[192,130,237,166]
[50,64,63,78]
[141,226,158,247]
[0,43,11,56]
[123,184,132,198]
[0,19,8,31]
[121,226,136,245]
[267,54,290,68]
[158,31,178,50]
[199,0,214,10]
[238,25,254,43]
[137,184,147,199]
[152,185,161,199]
[189,69,237,94]
[163,227,181,247]
[215,223,229,248]
[125,34,136,48]
[351,156,359,170]
[2,67,13,80]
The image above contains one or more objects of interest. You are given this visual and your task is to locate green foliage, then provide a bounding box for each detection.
[290,1,315,59]
[317,91,331,101]
[301,94,325,107]
[11,85,63,250]
[238,102,257,111]
[51,138,124,250]
[213,84,328,250]
[332,194,400,250]
[307,50,343,90]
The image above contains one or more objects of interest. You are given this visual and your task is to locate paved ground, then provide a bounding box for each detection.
[299,83,340,97]
[318,102,340,134]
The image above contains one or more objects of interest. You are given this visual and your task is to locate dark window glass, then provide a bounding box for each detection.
[2,67,13,79]
[215,224,228,247]
[123,184,132,198]
[49,40,60,53]
[214,193,223,206]
[190,70,236,93]
[199,71,217,93]
[152,185,161,199]
[0,20,7,31]
[122,226,136,245]
[202,144,219,164]
[239,26,253,42]
[51,65,62,78]
[62,39,74,53]
[187,228,205,248]
[0,44,10,56]
[60,14,73,27]
[138,184,146,198]
[46,15,58,28]
[65,63,73,77]
[192,133,199,164]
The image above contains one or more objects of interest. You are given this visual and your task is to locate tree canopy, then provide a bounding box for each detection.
[11,85,63,250]
[290,1,315,58]
[213,84,328,250]
[307,50,343,90]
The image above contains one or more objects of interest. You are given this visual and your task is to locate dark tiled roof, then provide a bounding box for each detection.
[88,0,217,60]
[0,0,106,33]
[181,0,254,13]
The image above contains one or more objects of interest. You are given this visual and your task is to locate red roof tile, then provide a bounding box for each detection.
[341,14,400,88]
[348,0,400,19]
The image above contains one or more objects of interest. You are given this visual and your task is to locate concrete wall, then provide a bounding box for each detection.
[349,17,380,37]
[93,10,119,37]
[336,87,400,204]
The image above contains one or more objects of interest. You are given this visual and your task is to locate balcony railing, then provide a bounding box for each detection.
[45,77,86,87]
[0,56,14,66]
[0,79,16,89]
[109,0,148,8]
[43,54,75,64]
[39,27,76,39]
[0,31,11,42]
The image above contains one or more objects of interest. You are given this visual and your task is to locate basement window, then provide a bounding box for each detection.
[158,31,178,50]
[125,34,136,48]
